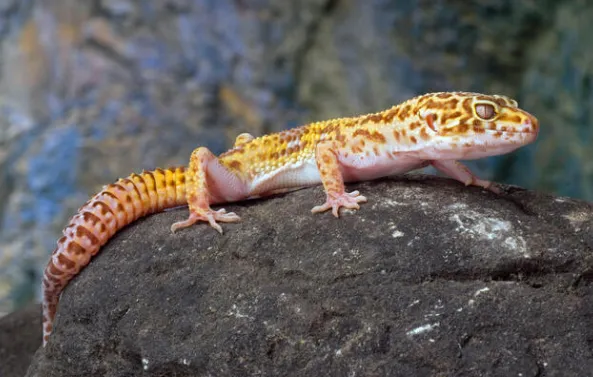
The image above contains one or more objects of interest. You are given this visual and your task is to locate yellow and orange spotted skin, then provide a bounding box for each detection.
[42,92,539,345]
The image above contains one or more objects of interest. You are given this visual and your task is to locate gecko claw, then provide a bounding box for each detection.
[311,190,367,217]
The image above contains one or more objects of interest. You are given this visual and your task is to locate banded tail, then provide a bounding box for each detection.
[41,167,188,346]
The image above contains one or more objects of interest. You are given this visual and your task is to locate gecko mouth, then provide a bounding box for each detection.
[482,129,537,135]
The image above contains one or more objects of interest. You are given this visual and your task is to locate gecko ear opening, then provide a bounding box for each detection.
[425,113,437,132]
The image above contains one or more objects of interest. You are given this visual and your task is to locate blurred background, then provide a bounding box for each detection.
[0,0,591,315]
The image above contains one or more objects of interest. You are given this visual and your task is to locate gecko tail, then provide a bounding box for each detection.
[42,263,68,346]
[41,167,188,346]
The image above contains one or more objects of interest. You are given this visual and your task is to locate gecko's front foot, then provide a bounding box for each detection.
[464,177,502,194]
[481,181,502,194]
[171,208,241,234]
[311,190,367,217]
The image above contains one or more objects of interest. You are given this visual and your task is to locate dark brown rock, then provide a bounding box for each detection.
[0,303,41,377]
[26,177,593,376]
[2,0,593,323]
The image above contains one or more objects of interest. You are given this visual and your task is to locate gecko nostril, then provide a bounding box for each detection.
[528,116,539,132]
[521,118,534,133]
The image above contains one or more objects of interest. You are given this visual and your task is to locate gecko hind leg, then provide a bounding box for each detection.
[234,133,255,147]
[171,147,241,234]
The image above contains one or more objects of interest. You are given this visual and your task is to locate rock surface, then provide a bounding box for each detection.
[2,0,593,315]
[0,303,41,377]
[25,177,593,376]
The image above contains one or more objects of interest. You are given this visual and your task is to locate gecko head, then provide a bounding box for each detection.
[414,92,539,159]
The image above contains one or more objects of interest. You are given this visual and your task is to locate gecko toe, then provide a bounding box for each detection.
[207,217,224,234]
[170,213,200,233]
[311,203,331,214]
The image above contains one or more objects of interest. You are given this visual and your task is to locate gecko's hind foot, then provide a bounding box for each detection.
[171,208,241,234]
[311,190,367,218]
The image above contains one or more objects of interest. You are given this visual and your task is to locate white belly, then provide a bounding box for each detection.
[340,153,428,182]
[248,160,321,197]
[247,152,428,198]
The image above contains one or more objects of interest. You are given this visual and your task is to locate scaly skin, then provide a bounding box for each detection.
[41,91,539,345]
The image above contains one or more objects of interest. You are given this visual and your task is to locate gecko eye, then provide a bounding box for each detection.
[474,103,496,120]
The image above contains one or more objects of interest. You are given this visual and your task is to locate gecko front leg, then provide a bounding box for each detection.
[311,140,367,217]
[171,147,245,234]
[431,160,501,194]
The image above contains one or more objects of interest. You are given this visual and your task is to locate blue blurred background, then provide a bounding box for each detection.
[0,0,591,314]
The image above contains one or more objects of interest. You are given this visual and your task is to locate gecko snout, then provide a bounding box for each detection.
[523,113,539,135]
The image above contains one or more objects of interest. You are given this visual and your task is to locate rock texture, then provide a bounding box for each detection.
[0,303,41,377]
[2,0,593,315]
[25,177,593,376]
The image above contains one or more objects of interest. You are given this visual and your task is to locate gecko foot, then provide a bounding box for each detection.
[311,190,367,218]
[171,208,241,234]
[465,177,502,194]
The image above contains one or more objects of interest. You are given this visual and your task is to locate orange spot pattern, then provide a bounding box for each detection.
[217,91,532,175]
[41,91,535,346]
